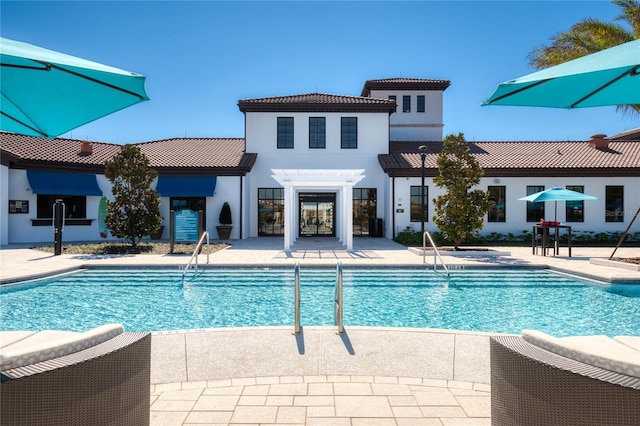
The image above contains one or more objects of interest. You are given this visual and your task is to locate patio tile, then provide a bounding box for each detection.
[276,406,307,423]
[230,405,278,423]
[334,396,393,417]
[392,406,424,417]
[183,410,233,424]
[305,418,351,425]
[372,383,413,395]
[307,405,336,417]
[441,418,491,425]
[414,390,459,406]
[149,411,189,426]
[151,399,196,412]
[333,382,372,395]
[308,382,334,395]
[456,395,491,417]
[352,418,397,425]
[269,383,308,395]
[157,388,203,401]
[242,384,270,395]
[420,406,468,418]
[266,395,294,406]
[238,395,267,405]
[294,395,335,406]
[192,395,240,411]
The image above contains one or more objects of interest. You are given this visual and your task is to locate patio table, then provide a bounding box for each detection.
[532,224,572,257]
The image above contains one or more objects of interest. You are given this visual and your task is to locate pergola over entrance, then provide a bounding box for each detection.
[271,169,366,251]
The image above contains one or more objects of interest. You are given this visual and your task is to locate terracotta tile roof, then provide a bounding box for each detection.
[0,133,120,170]
[0,133,256,176]
[136,137,256,175]
[238,92,396,113]
[361,78,451,96]
[379,140,640,177]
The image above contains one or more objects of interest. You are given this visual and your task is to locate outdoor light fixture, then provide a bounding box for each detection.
[418,145,428,236]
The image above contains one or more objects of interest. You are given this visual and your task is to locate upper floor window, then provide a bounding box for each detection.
[565,185,585,222]
[526,186,545,222]
[402,95,411,113]
[341,117,357,149]
[605,186,624,222]
[417,95,425,113]
[487,186,506,222]
[309,117,326,149]
[277,117,294,149]
[388,95,396,101]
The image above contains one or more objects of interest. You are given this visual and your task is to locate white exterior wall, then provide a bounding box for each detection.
[391,176,640,238]
[367,89,444,141]
[244,111,390,238]
[3,169,243,244]
[0,164,9,245]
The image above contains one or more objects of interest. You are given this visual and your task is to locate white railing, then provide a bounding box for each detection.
[422,231,450,277]
[293,262,301,335]
[182,231,210,281]
[334,261,345,334]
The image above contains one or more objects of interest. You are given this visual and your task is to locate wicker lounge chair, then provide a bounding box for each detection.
[490,334,640,426]
[1,329,151,426]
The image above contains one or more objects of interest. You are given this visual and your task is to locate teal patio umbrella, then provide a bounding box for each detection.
[519,187,598,221]
[0,37,149,138]
[482,39,640,109]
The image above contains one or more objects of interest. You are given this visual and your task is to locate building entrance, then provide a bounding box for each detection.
[299,193,335,237]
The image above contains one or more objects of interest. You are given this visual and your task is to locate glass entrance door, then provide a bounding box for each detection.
[299,193,335,237]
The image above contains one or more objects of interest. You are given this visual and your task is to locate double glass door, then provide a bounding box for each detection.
[299,193,335,237]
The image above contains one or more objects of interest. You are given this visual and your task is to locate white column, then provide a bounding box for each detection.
[342,183,355,251]
[283,182,293,251]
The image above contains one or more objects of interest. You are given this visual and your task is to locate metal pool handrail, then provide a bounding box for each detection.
[422,231,450,277]
[182,231,210,280]
[293,262,301,335]
[334,261,345,334]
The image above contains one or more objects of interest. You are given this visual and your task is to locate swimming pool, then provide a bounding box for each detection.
[1,267,638,336]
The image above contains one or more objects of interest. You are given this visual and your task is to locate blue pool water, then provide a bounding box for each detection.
[1,267,639,336]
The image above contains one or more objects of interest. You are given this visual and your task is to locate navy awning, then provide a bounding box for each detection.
[155,176,217,197]
[27,170,103,196]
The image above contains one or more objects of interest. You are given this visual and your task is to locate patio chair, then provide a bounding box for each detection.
[1,326,151,426]
[490,333,640,426]
[535,227,555,255]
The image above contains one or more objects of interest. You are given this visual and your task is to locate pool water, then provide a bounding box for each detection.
[1,267,639,336]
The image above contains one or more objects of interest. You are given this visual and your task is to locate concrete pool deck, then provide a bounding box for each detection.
[1,238,638,425]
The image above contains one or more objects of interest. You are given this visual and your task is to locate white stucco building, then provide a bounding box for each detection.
[1,78,639,247]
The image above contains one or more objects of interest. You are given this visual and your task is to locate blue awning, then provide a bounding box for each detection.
[155,176,217,197]
[27,170,102,196]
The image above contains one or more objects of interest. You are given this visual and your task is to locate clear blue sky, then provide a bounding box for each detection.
[2,1,638,144]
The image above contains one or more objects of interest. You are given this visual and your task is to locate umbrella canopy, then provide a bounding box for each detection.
[482,39,640,109]
[519,187,598,221]
[0,37,149,138]
[519,187,599,203]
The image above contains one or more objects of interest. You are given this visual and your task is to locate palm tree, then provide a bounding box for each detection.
[528,0,640,114]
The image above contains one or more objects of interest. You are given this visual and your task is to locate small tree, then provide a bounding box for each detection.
[219,202,232,225]
[433,133,489,250]
[104,145,162,248]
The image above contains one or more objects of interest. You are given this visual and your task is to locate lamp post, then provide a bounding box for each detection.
[418,145,427,236]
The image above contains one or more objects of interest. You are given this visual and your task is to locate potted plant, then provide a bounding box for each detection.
[216,202,233,240]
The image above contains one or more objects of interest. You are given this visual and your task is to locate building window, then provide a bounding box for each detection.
[171,197,206,229]
[410,186,428,222]
[526,186,545,222]
[402,95,411,113]
[605,186,624,222]
[565,185,585,222]
[37,194,86,219]
[353,188,377,236]
[277,117,294,149]
[341,117,357,149]
[388,95,396,101]
[487,186,506,222]
[417,95,425,113]
[258,188,284,236]
[309,117,326,149]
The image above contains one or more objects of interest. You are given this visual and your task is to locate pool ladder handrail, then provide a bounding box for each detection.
[422,231,450,277]
[182,231,210,280]
[335,261,345,334]
[293,262,301,335]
